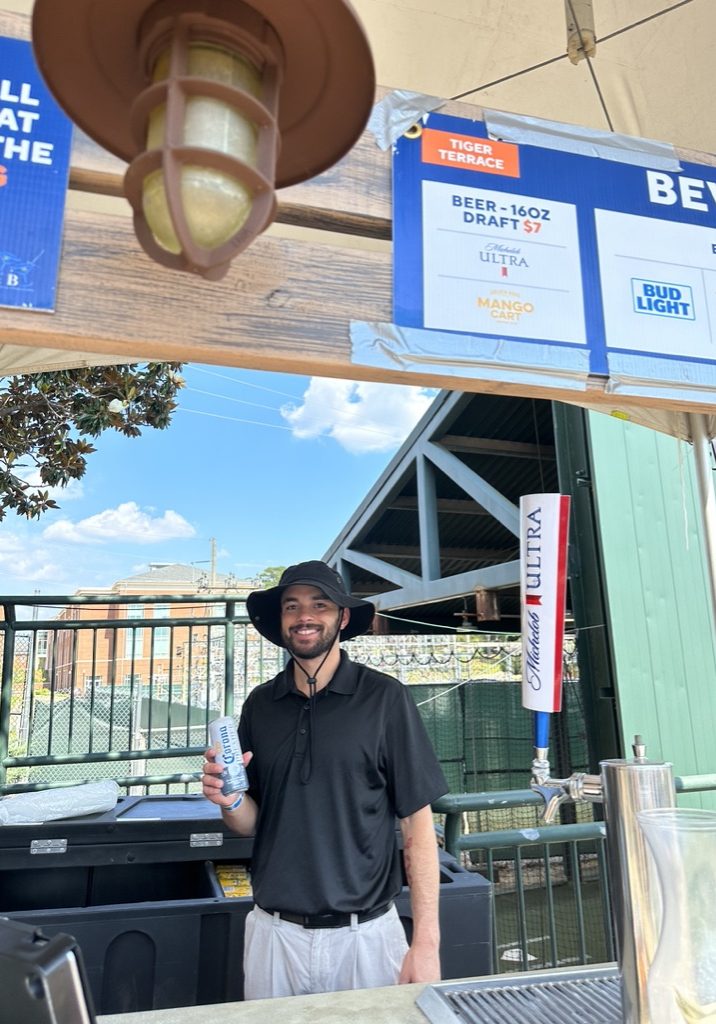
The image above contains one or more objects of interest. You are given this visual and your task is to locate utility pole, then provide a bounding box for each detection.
[210,537,217,591]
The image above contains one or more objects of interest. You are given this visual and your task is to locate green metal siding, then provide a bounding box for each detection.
[588,411,716,806]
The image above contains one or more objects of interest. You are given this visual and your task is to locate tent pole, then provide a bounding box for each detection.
[687,413,716,637]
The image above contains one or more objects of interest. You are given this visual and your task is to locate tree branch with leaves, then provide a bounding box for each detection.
[0,362,184,520]
[255,566,286,589]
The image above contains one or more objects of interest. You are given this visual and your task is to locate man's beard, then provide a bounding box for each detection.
[284,613,343,662]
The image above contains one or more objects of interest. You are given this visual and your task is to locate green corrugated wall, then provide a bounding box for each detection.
[588,411,716,806]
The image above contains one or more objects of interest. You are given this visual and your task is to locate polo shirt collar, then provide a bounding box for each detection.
[271,650,358,700]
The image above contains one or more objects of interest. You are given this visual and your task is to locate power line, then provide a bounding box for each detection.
[178,407,296,431]
[188,366,436,442]
[189,365,302,400]
[180,393,430,443]
[185,386,282,414]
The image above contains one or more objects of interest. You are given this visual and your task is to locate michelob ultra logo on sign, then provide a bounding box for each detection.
[520,493,570,714]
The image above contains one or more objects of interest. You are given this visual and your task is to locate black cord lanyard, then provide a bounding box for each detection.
[293,648,333,784]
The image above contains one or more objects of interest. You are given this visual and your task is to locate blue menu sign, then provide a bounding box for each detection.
[390,111,716,400]
[0,36,72,312]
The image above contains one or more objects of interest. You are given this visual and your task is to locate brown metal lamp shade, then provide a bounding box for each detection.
[31,0,375,279]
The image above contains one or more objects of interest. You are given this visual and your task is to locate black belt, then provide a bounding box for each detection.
[260,900,393,929]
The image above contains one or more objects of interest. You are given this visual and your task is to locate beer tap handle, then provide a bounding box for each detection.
[532,784,570,824]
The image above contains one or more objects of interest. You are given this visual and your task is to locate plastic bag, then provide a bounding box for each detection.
[0,780,120,825]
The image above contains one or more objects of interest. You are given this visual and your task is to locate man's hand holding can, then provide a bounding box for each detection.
[201,745,253,811]
[203,716,254,822]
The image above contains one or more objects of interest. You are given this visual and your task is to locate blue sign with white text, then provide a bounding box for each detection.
[392,112,716,391]
[0,36,72,312]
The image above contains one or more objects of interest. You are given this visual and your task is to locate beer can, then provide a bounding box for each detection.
[208,716,249,797]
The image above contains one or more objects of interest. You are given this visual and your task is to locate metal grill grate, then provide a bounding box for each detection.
[417,966,622,1024]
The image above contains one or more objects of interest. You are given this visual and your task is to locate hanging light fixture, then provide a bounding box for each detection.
[31,1,375,280]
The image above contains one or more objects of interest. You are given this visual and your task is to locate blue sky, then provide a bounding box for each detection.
[0,365,436,595]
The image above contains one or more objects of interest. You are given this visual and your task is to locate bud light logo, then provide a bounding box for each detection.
[218,723,235,764]
[632,278,694,320]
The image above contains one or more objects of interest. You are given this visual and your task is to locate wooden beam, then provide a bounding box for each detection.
[0,207,393,373]
[387,496,491,515]
[0,193,711,413]
[358,544,517,562]
[439,436,556,459]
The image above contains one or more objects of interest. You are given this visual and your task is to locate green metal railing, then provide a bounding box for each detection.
[434,774,716,974]
[0,594,283,794]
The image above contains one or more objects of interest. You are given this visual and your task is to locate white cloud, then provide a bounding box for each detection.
[42,501,196,545]
[0,534,66,584]
[21,469,85,502]
[280,378,437,454]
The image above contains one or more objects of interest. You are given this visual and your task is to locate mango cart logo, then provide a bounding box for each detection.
[476,289,535,323]
[632,278,695,320]
[523,505,543,692]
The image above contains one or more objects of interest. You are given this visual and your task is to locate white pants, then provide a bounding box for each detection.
[243,904,409,1000]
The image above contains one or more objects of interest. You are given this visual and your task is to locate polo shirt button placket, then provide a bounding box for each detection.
[295,701,310,755]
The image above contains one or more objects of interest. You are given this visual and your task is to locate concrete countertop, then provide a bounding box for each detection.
[98,983,430,1024]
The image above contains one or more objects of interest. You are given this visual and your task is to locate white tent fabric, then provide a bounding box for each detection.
[360,0,712,158]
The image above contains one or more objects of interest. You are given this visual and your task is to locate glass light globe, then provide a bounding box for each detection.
[143,44,261,255]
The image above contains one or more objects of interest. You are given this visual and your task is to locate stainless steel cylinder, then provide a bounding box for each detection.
[600,749,674,1024]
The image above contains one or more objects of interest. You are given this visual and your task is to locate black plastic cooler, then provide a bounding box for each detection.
[0,795,491,1014]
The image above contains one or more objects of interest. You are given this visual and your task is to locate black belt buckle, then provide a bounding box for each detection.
[270,901,393,929]
[301,912,350,930]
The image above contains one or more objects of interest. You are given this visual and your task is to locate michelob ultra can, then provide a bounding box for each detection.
[209,716,249,797]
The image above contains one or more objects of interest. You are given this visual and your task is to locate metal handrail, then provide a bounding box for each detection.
[433,775,716,974]
[434,775,716,858]
[0,593,282,794]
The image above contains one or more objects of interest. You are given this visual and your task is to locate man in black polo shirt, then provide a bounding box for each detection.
[201,560,448,1000]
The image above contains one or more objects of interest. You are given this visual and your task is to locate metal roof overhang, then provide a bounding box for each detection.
[323,389,560,633]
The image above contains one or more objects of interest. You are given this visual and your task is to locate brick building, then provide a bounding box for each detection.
[47,563,254,698]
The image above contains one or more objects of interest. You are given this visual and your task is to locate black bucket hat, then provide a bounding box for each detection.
[246,561,375,648]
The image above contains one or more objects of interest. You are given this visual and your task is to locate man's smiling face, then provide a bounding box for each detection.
[280,584,349,661]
